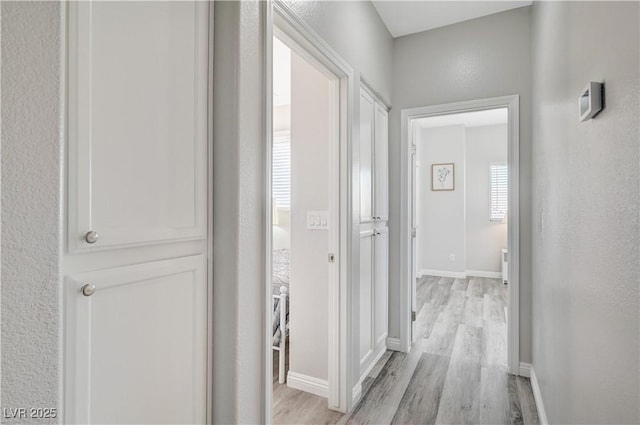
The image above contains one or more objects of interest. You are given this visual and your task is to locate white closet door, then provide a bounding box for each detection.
[67,2,208,252]
[374,103,389,221]
[65,255,207,424]
[359,229,375,370]
[374,226,389,349]
[359,90,374,223]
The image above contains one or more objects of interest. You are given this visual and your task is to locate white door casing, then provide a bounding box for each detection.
[358,229,374,370]
[400,95,520,375]
[67,1,209,253]
[374,104,389,222]
[359,90,374,223]
[64,255,207,424]
[374,226,389,348]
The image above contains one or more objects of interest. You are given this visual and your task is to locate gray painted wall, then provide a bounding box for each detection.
[389,6,533,362]
[531,2,639,423]
[1,2,62,423]
[284,0,393,103]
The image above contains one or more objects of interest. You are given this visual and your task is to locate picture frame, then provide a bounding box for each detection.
[431,163,455,191]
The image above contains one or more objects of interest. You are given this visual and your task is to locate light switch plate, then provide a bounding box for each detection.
[307,211,329,230]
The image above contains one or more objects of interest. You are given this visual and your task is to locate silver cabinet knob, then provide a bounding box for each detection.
[81,283,96,297]
[84,231,99,244]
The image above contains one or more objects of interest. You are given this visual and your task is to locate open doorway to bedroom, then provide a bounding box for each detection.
[269,34,343,424]
[413,107,509,364]
[398,98,520,422]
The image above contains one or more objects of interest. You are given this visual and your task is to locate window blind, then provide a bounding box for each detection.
[490,163,508,222]
[273,135,291,209]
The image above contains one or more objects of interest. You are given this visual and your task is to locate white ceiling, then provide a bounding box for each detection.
[372,1,532,38]
[415,108,508,129]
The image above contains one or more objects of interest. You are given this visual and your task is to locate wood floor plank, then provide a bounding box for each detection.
[516,376,540,425]
[423,313,459,357]
[451,277,469,291]
[483,293,506,323]
[416,302,443,339]
[434,325,483,425]
[390,354,450,425]
[443,289,467,322]
[346,348,422,425]
[467,277,485,298]
[478,366,510,425]
[462,296,484,328]
[508,374,525,425]
[482,320,507,368]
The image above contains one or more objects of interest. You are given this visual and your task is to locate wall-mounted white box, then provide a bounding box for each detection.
[307,211,329,230]
[579,81,603,122]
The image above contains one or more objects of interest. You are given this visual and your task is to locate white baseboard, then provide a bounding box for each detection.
[351,383,362,406]
[386,337,401,351]
[419,269,502,279]
[528,365,549,425]
[466,270,502,279]
[287,371,328,398]
[518,362,531,378]
[418,269,466,279]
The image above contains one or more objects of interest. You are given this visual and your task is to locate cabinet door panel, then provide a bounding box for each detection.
[359,90,374,223]
[65,256,207,424]
[374,226,389,348]
[359,230,374,369]
[374,103,389,221]
[68,2,208,252]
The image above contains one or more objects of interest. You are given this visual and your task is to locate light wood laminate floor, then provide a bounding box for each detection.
[273,276,539,425]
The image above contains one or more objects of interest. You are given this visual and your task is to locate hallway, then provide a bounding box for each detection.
[341,276,539,425]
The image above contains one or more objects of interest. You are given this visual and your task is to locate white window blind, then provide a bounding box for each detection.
[490,163,508,222]
[273,134,291,209]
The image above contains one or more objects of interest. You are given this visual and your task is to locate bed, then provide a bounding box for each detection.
[272,249,290,383]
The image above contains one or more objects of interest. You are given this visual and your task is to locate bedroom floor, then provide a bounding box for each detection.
[273,276,539,424]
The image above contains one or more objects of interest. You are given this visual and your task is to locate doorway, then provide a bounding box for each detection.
[400,96,521,375]
[265,4,355,420]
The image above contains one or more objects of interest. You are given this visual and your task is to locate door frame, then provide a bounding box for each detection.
[263,1,356,420]
[399,95,521,375]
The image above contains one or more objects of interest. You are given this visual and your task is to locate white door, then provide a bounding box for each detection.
[67,1,209,252]
[374,226,389,350]
[359,90,374,223]
[65,256,207,424]
[64,2,210,423]
[374,104,389,222]
[359,229,375,371]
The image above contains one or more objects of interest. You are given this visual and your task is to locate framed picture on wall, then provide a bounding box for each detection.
[431,163,455,191]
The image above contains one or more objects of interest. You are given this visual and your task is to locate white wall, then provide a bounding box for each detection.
[416,126,466,273]
[284,0,393,103]
[465,125,507,273]
[289,50,332,382]
[1,3,62,421]
[531,2,639,423]
[390,6,533,361]
[416,124,507,275]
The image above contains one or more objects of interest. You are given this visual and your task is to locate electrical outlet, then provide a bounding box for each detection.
[449,253,455,262]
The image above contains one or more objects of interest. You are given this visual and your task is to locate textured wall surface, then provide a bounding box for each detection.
[1,2,62,422]
[212,1,266,423]
[389,6,533,361]
[284,0,393,103]
[531,2,639,423]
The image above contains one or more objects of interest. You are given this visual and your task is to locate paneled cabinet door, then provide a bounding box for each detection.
[64,255,207,425]
[67,2,209,252]
[359,229,375,371]
[359,90,374,223]
[374,226,389,349]
[374,104,389,221]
